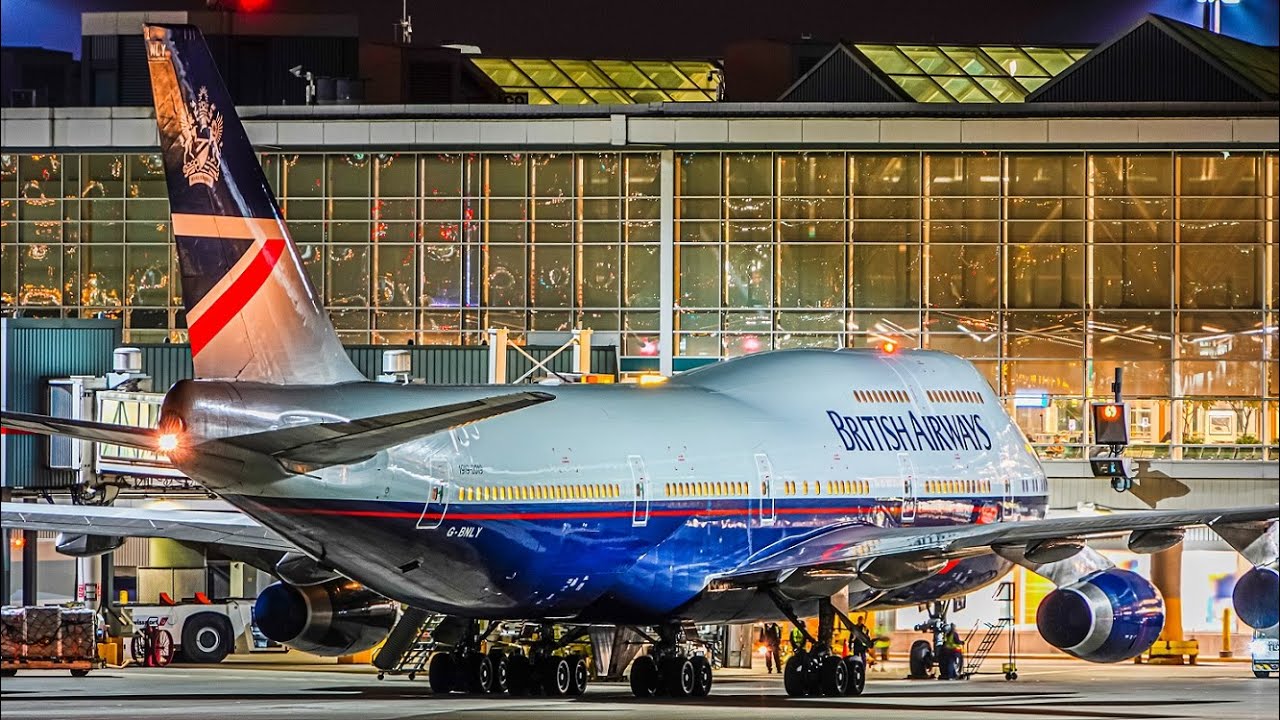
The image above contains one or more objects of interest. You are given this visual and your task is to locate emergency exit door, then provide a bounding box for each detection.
[755,453,776,525]
[897,453,917,525]
[417,458,451,529]
[629,455,650,527]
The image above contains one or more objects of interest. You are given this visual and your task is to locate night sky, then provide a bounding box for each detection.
[3,0,1278,58]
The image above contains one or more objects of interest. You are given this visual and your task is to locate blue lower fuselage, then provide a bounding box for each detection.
[231,492,1047,624]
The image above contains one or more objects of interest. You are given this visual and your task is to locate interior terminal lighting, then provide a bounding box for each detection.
[1196,0,1241,34]
[637,374,669,386]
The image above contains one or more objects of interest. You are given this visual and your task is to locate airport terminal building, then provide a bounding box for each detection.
[2,11,1277,464]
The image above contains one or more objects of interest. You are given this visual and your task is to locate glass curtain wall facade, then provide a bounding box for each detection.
[2,150,1276,458]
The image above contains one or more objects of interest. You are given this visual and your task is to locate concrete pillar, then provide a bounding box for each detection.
[21,528,37,606]
[658,150,674,377]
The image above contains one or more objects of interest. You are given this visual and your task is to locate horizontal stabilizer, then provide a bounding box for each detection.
[1,411,158,451]
[223,391,555,468]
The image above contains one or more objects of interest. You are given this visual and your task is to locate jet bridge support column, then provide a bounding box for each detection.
[1147,542,1196,664]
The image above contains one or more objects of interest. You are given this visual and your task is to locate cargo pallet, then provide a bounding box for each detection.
[2,658,97,677]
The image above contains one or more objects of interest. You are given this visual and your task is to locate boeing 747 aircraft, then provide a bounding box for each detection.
[3,24,1277,701]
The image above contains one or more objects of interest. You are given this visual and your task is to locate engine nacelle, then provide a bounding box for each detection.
[1232,566,1279,629]
[253,579,398,656]
[1036,568,1164,663]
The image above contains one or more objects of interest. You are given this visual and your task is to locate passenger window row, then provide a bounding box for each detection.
[664,481,751,498]
[458,483,623,502]
[923,479,992,494]
[784,480,872,496]
[853,390,910,403]
[926,390,982,404]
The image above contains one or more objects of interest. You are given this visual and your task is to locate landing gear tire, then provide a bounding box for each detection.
[820,655,849,696]
[428,653,456,694]
[691,654,713,697]
[783,652,808,697]
[630,655,661,698]
[541,656,574,697]
[1253,670,1272,679]
[70,668,90,677]
[568,654,589,696]
[664,656,697,697]
[506,653,532,695]
[909,640,934,679]
[1005,671,1018,681]
[845,656,866,696]
[179,614,231,664]
[488,650,509,694]
[466,653,494,693]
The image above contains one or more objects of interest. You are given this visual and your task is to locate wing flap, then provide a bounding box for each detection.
[1,411,158,451]
[0,501,293,553]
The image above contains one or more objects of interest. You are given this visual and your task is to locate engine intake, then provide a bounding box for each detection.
[1036,568,1164,663]
[253,579,397,656]
[1232,565,1279,629]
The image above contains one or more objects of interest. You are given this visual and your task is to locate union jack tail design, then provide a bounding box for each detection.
[144,24,361,385]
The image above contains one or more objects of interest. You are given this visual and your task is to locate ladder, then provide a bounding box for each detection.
[375,612,448,680]
[962,581,1017,680]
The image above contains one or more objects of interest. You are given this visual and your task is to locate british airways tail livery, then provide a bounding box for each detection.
[1,24,1276,701]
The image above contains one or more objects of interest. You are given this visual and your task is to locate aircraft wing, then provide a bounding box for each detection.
[719,505,1278,586]
[0,501,294,553]
[0,411,158,451]
[220,391,555,468]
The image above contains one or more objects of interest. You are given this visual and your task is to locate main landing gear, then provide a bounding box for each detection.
[628,623,715,698]
[909,599,965,681]
[429,621,589,697]
[771,592,868,698]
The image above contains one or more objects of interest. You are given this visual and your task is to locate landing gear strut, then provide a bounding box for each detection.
[429,620,589,697]
[628,623,714,698]
[910,599,965,680]
[770,591,868,698]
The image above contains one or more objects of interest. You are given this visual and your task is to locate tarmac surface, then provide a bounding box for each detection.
[1,657,1276,720]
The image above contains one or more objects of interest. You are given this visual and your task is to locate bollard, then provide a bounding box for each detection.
[1220,608,1233,658]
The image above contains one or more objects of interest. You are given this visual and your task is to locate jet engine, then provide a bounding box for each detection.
[253,579,398,656]
[1232,565,1279,629]
[1035,568,1164,663]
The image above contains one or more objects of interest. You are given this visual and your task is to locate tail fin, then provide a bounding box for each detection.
[144,24,362,385]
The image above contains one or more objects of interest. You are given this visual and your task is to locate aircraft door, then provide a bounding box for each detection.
[629,455,650,527]
[1000,475,1013,521]
[755,453,776,525]
[416,458,451,529]
[897,453,917,525]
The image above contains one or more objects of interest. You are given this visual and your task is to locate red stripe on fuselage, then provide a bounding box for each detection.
[188,237,287,356]
[268,504,901,522]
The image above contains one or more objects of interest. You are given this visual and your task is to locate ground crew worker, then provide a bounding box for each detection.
[789,624,806,654]
[940,623,964,679]
[872,621,891,671]
[762,622,782,673]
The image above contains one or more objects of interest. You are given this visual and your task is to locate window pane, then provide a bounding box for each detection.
[376,153,416,197]
[1092,245,1171,309]
[1008,244,1084,309]
[530,245,572,308]
[328,154,370,197]
[327,244,369,306]
[127,154,167,198]
[581,244,619,307]
[18,241,61,305]
[626,154,661,196]
[726,153,771,196]
[927,154,999,196]
[624,245,659,307]
[488,155,527,196]
[678,245,719,307]
[532,154,573,197]
[1178,153,1262,196]
[83,244,123,306]
[1092,154,1171,196]
[487,246,526,308]
[927,245,997,308]
[851,244,919,307]
[725,244,771,308]
[581,153,620,197]
[1090,311,1171,396]
[678,153,720,196]
[125,245,169,306]
[375,245,415,307]
[778,152,845,196]
[851,154,920,196]
[420,244,462,308]
[1180,245,1261,309]
[778,245,843,308]
[1007,154,1084,196]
